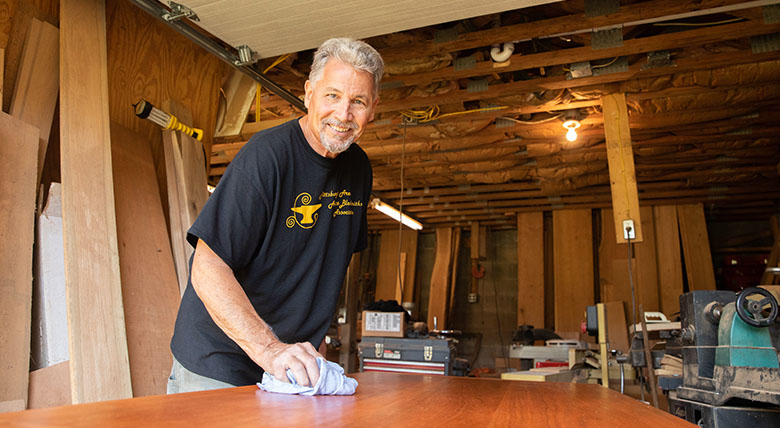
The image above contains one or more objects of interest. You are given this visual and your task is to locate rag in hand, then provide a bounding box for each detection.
[257,357,358,396]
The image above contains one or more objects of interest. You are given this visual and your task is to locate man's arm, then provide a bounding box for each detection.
[190,239,322,386]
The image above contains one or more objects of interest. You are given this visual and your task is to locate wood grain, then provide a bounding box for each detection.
[602,93,642,244]
[517,212,544,328]
[0,112,38,411]
[653,205,684,315]
[10,17,58,188]
[60,0,132,404]
[375,229,419,303]
[553,209,594,332]
[162,130,189,294]
[0,372,696,427]
[677,203,717,291]
[105,0,227,163]
[111,123,180,397]
[634,206,659,311]
[428,227,453,329]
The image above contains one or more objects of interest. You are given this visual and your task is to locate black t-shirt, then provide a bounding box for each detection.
[170,119,372,386]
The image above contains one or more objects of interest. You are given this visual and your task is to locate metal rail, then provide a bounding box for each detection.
[128,0,307,113]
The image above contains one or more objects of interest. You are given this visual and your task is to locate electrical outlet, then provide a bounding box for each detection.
[623,220,636,240]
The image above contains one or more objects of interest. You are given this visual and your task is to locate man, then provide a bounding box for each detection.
[167,38,383,393]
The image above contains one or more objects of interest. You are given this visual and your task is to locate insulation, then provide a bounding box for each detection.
[384,52,453,75]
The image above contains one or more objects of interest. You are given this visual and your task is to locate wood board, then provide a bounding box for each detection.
[653,205,684,315]
[111,122,180,397]
[60,0,132,404]
[105,0,227,161]
[553,209,594,332]
[602,93,643,243]
[375,228,419,303]
[28,361,71,409]
[634,206,660,311]
[603,301,629,354]
[428,227,453,329]
[677,203,716,290]
[599,208,631,306]
[215,68,256,138]
[0,112,39,412]
[0,372,696,427]
[517,212,544,328]
[9,17,58,187]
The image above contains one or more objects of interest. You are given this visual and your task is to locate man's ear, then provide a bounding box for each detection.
[304,80,312,108]
[368,96,379,122]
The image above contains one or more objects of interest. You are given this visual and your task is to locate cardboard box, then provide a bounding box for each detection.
[361,311,405,338]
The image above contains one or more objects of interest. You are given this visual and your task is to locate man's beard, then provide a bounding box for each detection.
[319,118,358,154]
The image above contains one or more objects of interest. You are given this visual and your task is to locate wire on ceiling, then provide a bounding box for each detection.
[400,104,508,123]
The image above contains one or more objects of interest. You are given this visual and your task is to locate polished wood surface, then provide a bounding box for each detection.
[0,372,694,427]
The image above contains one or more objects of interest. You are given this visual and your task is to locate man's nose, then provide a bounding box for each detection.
[334,99,351,122]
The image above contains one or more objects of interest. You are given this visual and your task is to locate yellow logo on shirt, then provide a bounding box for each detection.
[287,193,321,229]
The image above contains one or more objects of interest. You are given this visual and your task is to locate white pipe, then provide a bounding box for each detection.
[490,42,515,62]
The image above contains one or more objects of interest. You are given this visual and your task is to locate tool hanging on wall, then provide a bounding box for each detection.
[133,99,203,141]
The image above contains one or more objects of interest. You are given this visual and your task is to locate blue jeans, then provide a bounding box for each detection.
[167,357,236,394]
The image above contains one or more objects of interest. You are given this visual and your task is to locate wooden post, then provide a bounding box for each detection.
[553,209,594,333]
[0,112,39,412]
[602,93,643,243]
[517,212,544,328]
[60,0,133,403]
[640,304,660,408]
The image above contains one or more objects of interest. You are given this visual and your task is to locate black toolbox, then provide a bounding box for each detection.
[358,337,456,376]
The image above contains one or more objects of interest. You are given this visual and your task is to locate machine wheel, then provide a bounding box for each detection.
[735,287,779,327]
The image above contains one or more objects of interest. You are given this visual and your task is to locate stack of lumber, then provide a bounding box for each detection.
[655,355,683,377]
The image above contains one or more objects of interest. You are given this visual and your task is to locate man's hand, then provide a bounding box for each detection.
[256,341,322,387]
[191,239,323,386]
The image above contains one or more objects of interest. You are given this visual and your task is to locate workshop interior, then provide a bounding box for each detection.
[1,0,779,426]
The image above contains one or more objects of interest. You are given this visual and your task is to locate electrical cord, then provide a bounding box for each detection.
[396,121,408,302]
[400,104,507,123]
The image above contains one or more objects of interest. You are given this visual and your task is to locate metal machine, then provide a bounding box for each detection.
[667,287,780,426]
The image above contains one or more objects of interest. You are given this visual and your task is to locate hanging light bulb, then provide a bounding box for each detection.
[562,119,581,142]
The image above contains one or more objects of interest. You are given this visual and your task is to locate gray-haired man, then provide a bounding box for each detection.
[168,38,382,393]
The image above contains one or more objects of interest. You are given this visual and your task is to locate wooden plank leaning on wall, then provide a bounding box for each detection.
[376,229,419,303]
[677,203,717,290]
[653,205,684,315]
[60,0,132,404]
[0,112,38,412]
[517,212,544,329]
[161,100,209,294]
[553,209,594,333]
[111,123,181,397]
[9,17,58,188]
[428,228,454,329]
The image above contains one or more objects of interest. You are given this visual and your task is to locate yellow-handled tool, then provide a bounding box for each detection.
[133,99,203,141]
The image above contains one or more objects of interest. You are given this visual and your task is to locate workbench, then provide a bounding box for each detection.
[0,372,693,427]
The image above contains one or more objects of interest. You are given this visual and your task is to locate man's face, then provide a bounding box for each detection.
[303,59,378,157]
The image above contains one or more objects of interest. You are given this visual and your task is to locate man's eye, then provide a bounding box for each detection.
[326,93,338,99]
[353,99,365,106]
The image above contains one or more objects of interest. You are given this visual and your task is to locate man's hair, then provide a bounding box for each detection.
[309,38,384,97]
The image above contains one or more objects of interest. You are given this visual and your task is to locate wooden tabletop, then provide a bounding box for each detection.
[0,372,694,427]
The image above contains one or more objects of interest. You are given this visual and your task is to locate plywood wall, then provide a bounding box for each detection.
[105,0,229,162]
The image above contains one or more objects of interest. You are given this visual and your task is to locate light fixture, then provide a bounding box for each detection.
[370,198,423,230]
[562,119,581,142]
